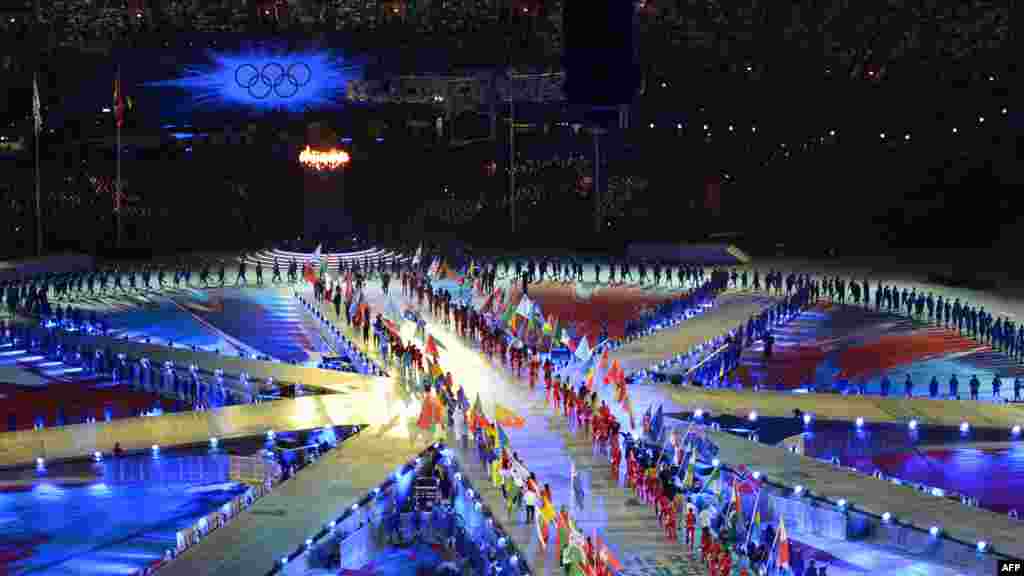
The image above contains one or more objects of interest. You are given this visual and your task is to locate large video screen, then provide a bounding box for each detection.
[60,36,365,126]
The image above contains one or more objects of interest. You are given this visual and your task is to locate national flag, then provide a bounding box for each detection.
[682,450,696,489]
[527,302,541,335]
[776,517,791,568]
[515,294,534,318]
[570,461,585,510]
[495,424,510,449]
[425,334,443,358]
[574,335,592,364]
[502,292,521,328]
[650,404,664,443]
[495,403,526,428]
[731,478,742,516]
[707,462,722,496]
[32,76,42,135]
[472,393,484,417]
[113,75,125,129]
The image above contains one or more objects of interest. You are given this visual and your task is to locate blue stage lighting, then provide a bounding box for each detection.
[144,47,360,113]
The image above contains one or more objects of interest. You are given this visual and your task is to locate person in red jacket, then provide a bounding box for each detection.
[685,506,696,551]
[718,550,732,576]
[528,353,539,390]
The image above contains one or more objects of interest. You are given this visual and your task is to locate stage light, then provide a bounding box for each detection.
[904,133,910,141]
[328,520,336,529]
[978,116,985,123]
[960,421,970,434]
[711,458,720,467]
[837,499,847,509]
[267,430,276,440]
[803,413,812,426]
[793,485,804,495]
[352,503,358,510]
[828,129,835,136]
[930,526,940,537]
[306,538,313,547]
[748,410,758,422]
[977,541,988,552]
[1013,425,1021,436]
[882,512,891,523]
[280,556,288,565]
[855,417,865,428]
[952,127,958,134]
[879,132,886,139]
[908,419,918,431]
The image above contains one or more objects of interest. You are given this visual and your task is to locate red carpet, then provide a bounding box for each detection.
[509,283,684,345]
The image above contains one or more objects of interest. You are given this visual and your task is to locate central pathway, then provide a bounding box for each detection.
[332,286,786,575]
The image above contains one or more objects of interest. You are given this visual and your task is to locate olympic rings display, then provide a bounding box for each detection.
[234,62,312,99]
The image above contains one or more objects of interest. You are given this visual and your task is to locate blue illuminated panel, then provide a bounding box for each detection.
[144,47,360,113]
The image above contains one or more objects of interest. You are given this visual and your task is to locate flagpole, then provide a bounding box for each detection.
[744,485,762,548]
[34,72,42,257]
[115,66,122,251]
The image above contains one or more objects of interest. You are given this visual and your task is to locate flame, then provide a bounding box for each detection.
[299,145,350,171]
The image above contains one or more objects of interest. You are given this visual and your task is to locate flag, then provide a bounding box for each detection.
[32,76,42,135]
[776,517,791,568]
[753,508,761,532]
[495,424,510,449]
[731,478,742,516]
[495,403,526,428]
[707,462,721,496]
[502,292,521,328]
[425,334,444,358]
[682,450,696,489]
[515,294,534,318]
[571,461,585,511]
[113,75,125,129]
[574,335,592,364]
[303,262,317,284]
[650,404,664,443]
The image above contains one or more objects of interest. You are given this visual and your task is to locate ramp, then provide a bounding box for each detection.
[0,384,399,469]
